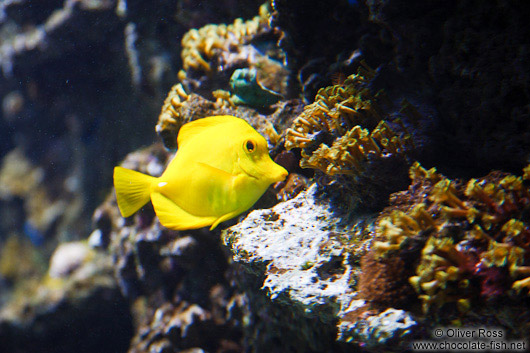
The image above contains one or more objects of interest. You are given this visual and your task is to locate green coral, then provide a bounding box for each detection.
[229,68,282,108]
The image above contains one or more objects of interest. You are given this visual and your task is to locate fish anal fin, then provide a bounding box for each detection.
[151,192,217,230]
[210,210,242,230]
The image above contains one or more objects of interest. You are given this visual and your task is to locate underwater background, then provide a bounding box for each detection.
[0,0,529,352]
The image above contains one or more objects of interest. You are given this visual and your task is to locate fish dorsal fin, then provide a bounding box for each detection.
[177,115,239,148]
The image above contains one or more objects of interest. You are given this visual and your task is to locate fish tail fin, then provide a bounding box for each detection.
[113,166,156,217]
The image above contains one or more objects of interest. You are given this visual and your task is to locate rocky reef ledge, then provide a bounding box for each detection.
[224,185,418,351]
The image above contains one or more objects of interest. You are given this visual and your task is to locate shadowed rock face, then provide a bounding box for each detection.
[365,0,530,174]
[0,242,133,353]
[0,288,133,353]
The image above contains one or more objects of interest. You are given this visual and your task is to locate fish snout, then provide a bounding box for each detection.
[272,165,288,183]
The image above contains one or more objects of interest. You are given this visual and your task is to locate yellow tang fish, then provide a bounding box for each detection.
[113,115,288,230]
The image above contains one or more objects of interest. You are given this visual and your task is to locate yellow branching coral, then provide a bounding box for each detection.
[523,165,530,180]
[409,236,471,313]
[371,164,448,260]
[371,162,530,315]
[481,238,523,268]
[465,174,530,230]
[285,65,379,151]
[155,83,190,150]
[477,225,530,295]
[301,121,412,175]
[285,64,414,176]
[430,179,466,210]
[372,204,436,257]
[212,89,234,108]
[430,178,481,222]
[408,161,442,184]
[181,4,270,73]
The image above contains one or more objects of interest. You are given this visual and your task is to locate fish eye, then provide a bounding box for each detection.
[245,140,255,153]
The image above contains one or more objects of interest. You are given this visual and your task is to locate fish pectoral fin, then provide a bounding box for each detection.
[196,162,236,179]
[151,192,217,230]
[210,210,241,231]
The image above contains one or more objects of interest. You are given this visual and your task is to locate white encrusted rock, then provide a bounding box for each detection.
[339,308,417,348]
[223,184,360,321]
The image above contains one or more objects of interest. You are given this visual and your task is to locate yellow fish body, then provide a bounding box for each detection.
[113,115,288,230]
